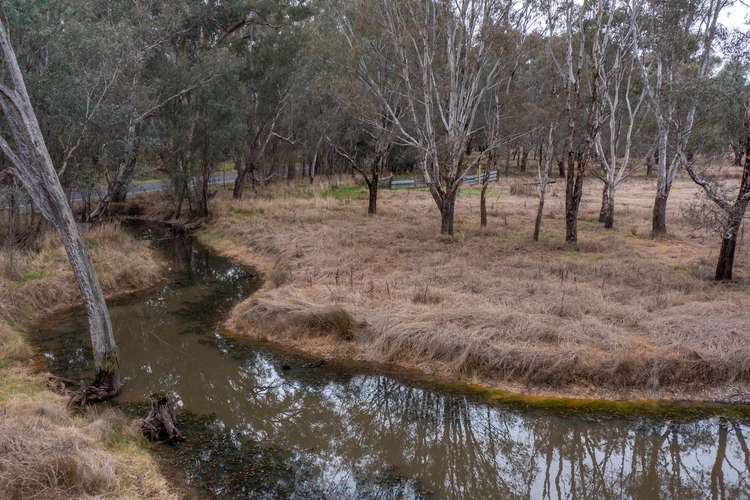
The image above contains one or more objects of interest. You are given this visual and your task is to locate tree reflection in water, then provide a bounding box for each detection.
[33,233,750,499]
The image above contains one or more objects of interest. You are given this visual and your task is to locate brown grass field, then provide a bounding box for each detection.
[0,224,176,499]
[198,170,750,402]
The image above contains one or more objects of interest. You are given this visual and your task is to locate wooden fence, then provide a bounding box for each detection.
[380,169,499,190]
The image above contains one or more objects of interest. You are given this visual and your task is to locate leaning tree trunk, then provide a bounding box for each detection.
[715,125,750,281]
[233,156,256,200]
[0,19,120,398]
[90,122,140,219]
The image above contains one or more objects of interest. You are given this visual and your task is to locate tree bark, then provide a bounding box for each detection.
[534,190,546,241]
[139,393,183,442]
[90,122,140,218]
[558,158,565,178]
[480,181,488,228]
[599,182,610,224]
[564,153,584,244]
[505,148,511,177]
[604,185,615,229]
[0,19,120,397]
[367,177,378,215]
[438,189,457,235]
[715,232,738,281]
[652,191,669,237]
[733,142,743,167]
[520,148,529,173]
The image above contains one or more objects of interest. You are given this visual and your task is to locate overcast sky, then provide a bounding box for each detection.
[720,2,749,30]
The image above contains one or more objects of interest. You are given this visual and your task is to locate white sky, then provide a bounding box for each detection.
[720,2,750,30]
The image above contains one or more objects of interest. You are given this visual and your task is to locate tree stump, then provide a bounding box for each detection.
[138,392,183,442]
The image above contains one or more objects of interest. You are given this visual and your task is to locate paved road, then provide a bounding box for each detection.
[68,170,239,202]
[2,171,239,210]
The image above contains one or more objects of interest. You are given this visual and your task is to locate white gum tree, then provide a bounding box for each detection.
[340,0,530,235]
[0,18,121,400]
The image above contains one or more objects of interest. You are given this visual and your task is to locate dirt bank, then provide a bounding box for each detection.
[199,175,750,403]
[0,223,177,499]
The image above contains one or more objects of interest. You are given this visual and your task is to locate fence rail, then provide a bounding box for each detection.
[382,169,500,190]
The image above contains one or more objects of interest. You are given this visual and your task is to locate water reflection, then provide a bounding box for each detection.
[33,233,750,499]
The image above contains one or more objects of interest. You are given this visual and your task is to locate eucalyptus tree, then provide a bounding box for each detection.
[534,122,557,240]
[630,0,729,236]
[545,0,605,244]
[593,0,647,229]
[694,60,750,167]
[0,18,121,399]
[682,99,750,281]
[339,0,532,235]
[89,0,214,218]
[221,0,314,199]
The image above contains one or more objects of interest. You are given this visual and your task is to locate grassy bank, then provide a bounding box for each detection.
[198,174,750,403]
[0,223,176,499]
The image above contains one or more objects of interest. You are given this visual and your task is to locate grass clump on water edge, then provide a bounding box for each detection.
[298,307,356,341]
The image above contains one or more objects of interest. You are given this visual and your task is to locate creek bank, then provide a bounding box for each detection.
[195,184,750,409]
[0,223,178,499]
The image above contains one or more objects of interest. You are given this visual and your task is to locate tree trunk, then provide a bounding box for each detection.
[604,185,615,229]
[646,155,653,178]
[0,19,121,399]
[599,183,610,224]
[232,166,247,199]
[558,158,565,178]
[733,142,743,167]
[715,233,738,281]
[505,148,511,177]
[90,122,140,218]
[520,149,529,173]
[480,181,488,228]
[439,190,457,235]
[533,189,546,241]
[652,191,669,237]
[367,178,378,215]
[565,153,584,244]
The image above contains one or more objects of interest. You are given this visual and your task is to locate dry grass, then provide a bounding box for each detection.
[201,170,750,400]
[0,224,175,499]
[0,223,164,326]
[0,393,175,499]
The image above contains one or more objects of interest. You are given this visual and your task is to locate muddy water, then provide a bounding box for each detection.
[33,231,750,499]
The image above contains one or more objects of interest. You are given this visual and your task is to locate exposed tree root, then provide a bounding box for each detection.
[50,372,122,410]
[138,393,183,442]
